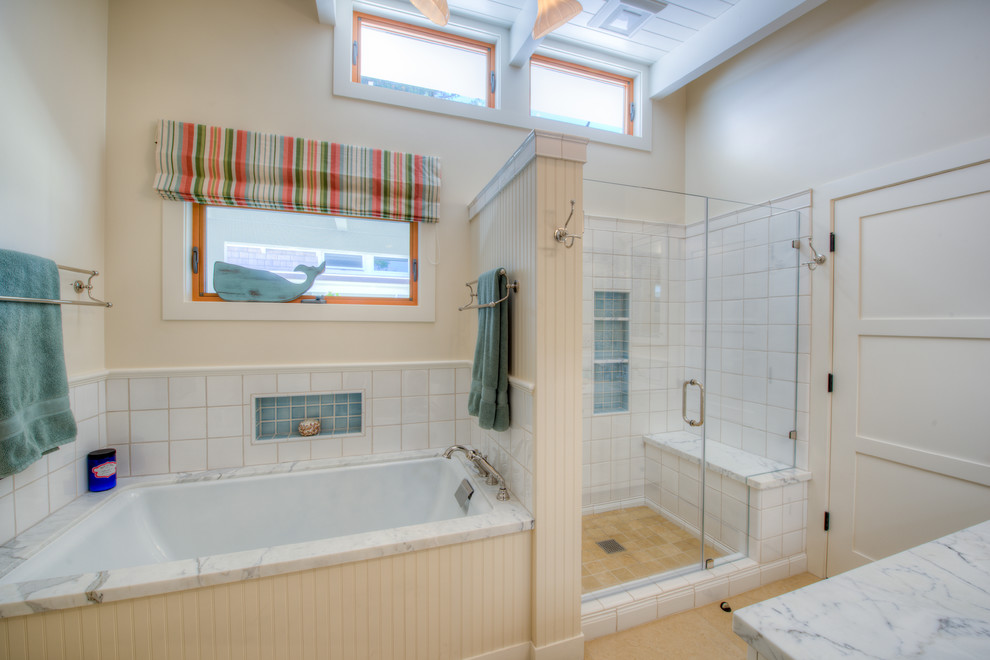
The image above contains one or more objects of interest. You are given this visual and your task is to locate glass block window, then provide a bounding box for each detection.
[594,291,630,414]
[255,392,362,441]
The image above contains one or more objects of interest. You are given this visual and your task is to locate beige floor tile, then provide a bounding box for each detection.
[582,507,724,595]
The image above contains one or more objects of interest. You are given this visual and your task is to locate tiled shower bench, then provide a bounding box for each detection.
[644,431,811,565]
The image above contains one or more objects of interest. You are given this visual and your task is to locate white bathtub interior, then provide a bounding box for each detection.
[0,455,494,586]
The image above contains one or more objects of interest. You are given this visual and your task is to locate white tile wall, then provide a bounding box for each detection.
[0,377,107,544]
[473,383,534,512]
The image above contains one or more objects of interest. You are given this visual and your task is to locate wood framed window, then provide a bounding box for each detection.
[530,55,634,136]
[191,204,418,306]
[352,12,496,109]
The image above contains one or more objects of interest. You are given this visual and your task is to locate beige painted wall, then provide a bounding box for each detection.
[0,0,108,378]
[683,0,990,202]
[104,0,684,370]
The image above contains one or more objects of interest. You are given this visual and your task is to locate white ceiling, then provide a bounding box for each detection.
[317,0,828,99]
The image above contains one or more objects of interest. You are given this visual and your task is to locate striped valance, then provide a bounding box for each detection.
[153,120,440,223]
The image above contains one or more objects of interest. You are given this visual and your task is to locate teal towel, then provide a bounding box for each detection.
[0,249,77,479]
[467,269,510,431]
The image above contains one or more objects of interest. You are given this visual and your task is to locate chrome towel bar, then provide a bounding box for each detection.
[0,264,112,308]
[458,268,519,311]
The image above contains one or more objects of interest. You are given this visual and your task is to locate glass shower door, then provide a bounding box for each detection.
[700,201,803,568]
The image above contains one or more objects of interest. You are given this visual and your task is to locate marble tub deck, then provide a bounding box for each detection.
[733,519,990,659]
[0,450,533,618]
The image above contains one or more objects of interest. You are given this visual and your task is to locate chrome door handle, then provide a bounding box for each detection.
[681,379,705,427]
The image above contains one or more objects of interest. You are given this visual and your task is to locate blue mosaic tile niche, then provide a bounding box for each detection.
[594,290,630,414]
[255,391,362,441]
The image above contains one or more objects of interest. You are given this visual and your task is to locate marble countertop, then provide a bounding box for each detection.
[733,519,990,659]
[0,450,533,618]
[643,432,810,489]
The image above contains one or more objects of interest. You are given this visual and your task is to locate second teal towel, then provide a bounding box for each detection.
[0,249,77,479]
[468,268,510,431]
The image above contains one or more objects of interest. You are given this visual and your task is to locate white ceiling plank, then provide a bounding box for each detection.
[451,0,520,24]
[315,0,337,25]
[648,0,827,98]
[670,0,734,19]
[642,17,697,42]
[550,23,668,63]
[509,0,543,67]
[652,3,718,30]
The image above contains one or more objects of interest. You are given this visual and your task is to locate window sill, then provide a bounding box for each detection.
[162,202,436,322]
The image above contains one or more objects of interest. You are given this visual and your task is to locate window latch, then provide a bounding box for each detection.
[630,102,636,123]
[191,246,199,274]
[352,41,358,66]
[490,72,496,95]
[412,259,418,282]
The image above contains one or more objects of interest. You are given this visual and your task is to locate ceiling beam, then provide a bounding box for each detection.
[648,0,827,99]
[315,0,336,26]
[509,1,542,68]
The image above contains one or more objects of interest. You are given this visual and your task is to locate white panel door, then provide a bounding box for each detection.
[827,159,990,576]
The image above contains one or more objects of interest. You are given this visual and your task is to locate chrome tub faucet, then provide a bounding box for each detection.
[441,446,510,501]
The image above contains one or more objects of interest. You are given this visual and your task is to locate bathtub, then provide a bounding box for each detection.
[0,450,533,617]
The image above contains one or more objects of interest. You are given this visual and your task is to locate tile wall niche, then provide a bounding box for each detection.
[0,361,527,546]
[582,192,812,512]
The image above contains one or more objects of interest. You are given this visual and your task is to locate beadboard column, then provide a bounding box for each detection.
[531,141,586,658]
[468,131,587,658]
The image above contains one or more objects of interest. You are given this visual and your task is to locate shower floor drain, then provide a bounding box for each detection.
[596,539,626,554]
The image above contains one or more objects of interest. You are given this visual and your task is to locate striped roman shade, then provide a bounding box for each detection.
[153,120,440,223]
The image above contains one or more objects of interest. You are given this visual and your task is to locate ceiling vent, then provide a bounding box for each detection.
[588,0,666,38]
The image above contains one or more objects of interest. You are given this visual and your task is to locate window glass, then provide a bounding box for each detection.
[196,205,415,303]
[530,56,633,135]
[354,13,494,108]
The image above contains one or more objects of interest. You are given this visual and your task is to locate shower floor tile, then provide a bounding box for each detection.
[582,506,723,594]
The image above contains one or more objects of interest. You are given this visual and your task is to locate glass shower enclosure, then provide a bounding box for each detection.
[581,181,807,597]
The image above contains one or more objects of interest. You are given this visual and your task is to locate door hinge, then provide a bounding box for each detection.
[412,259,418,283]
[490,72,496,95]
[352,41,358,66]
[824,511,830,531]
[829,232,835,252]
[827,373,833,392]
[191,246,199,275]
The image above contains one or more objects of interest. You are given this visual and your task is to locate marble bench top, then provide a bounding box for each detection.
[733,519,990,659]
[644,432,811,489]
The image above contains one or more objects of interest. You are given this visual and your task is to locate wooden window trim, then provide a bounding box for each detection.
[352,12,496,109]
[530,54,635,136]
[191,204,418,306]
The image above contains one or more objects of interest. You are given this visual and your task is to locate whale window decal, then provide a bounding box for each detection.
[191,204,418,306]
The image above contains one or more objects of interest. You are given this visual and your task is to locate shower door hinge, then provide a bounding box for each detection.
[827,373,833,392]
[788,430,797,440]
[830,232,835,252]
[824,511,830,531]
